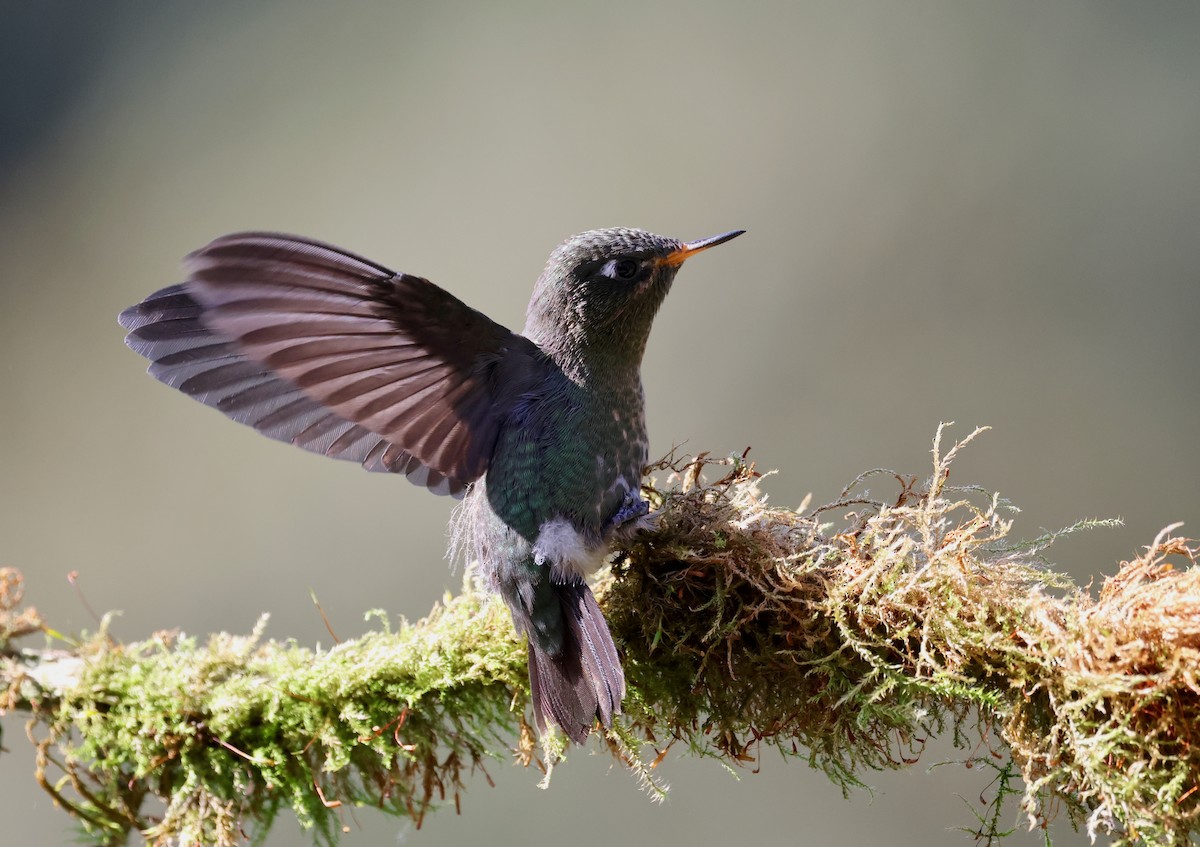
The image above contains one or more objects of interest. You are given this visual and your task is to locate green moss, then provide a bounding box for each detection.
[32,590,531,845]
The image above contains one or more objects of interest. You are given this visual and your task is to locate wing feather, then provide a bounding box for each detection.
[119,233,544,495]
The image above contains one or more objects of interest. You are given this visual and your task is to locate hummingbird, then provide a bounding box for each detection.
[118,226,745,742]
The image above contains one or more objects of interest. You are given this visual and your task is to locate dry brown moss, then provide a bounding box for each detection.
[604,426,1199,844]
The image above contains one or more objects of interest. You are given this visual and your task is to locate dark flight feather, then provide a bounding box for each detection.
[118,233,544,496]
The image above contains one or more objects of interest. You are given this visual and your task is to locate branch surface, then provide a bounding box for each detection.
[3,427,1198,846]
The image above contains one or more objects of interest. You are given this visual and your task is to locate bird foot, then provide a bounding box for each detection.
[606,492,659,544]
[610,493,650,527]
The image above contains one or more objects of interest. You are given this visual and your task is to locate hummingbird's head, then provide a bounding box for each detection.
[523,227,744,369]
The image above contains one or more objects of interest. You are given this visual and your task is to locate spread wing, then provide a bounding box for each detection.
[118,232,544,497]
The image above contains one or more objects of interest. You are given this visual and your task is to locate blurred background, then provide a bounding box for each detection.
[3,1,1198,844]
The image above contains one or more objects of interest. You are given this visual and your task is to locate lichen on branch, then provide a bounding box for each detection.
[3,425,1198,846]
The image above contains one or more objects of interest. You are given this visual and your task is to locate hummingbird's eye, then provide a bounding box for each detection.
[614,259,639,280]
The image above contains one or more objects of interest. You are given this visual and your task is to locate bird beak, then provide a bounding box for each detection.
[661,229,746,266]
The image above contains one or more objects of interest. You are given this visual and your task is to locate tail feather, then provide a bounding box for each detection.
[526,582,625,743]
[527,642,592,743]
[574,584,625,727]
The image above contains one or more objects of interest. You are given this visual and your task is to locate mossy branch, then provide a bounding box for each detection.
[3,426,1198,846]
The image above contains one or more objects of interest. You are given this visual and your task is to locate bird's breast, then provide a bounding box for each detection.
[483,380,647,542]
